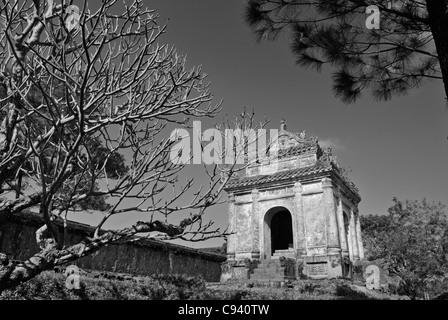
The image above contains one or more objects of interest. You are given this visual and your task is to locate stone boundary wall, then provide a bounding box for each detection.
[0,211,225,282]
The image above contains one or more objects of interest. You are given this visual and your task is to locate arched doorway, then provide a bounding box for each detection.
[263,207,294,259]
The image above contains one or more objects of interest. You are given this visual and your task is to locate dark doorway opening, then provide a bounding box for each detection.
[270,210,293,255]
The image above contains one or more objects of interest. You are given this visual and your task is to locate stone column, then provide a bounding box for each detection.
[226,193,236,260]
[294,181,306,256]
[346,208,354,263]
[350,207,359,260]
[355,210,365,260]
[251,189,260,259]
[322,178,340,254]
[294,181,306,278]
[336,191,348,255]
[322,178,342,278]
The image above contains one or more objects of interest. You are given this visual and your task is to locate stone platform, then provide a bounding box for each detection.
[248,256,297,287]
[272,249,295,259]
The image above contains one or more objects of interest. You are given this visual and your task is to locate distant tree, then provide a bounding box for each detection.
[361,198,448,299]
[359,213,391,260]
[245,0,448,102]
[0,0,265,292]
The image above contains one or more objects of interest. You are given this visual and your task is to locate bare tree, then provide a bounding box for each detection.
[0,0,265,291]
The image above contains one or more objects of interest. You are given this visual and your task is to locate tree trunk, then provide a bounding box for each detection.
[0,237,91,292]
[426,0,448,100]
[0,248,56,291]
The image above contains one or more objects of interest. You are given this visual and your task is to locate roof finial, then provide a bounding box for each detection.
[280,118,286,131]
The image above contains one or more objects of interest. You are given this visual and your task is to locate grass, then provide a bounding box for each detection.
[0,269,409,300]
[0,271,211,300]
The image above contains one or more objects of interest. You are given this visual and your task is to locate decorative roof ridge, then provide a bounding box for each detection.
[278,119,319,147]
[277,143,319,159]
[279,128,319,146]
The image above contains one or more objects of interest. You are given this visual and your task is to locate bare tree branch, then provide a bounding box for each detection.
[0,0,270,291]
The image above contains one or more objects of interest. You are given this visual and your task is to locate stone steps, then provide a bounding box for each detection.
[249,258,295,282]
[251,272,285,280]
[272,249,296,258]
[249,279,289,288]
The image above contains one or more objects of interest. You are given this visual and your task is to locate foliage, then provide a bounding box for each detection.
[0,271,210,300]
[245,0,448,102]
[0,270,403,300]
[361,198,448,299]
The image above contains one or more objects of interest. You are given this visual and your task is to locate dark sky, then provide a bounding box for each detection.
[76,0,448,248]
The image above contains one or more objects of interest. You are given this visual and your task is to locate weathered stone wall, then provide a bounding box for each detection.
[0,211,225,282]
[225,177,363,280]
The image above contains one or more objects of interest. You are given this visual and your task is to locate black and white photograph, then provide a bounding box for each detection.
[0,0,447,315]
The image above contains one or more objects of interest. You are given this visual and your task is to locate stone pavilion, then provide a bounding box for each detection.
[222,121,364,281]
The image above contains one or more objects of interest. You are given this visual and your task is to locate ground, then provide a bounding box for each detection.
[0,268,411,300]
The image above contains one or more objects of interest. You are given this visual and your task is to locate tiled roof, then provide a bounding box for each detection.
[225,161,333,190]
[226,161,360,200]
